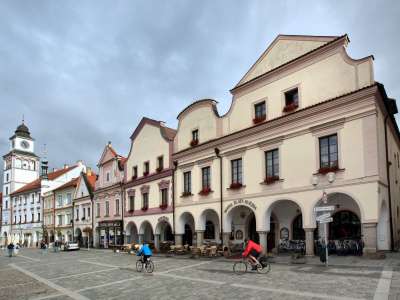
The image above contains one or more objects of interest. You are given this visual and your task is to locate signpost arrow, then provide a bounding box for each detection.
[318,217,333,224]
[314,206,335,212]
[316,213,331,222]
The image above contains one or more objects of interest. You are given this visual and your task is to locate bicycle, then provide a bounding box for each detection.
[233,256,271,274]
[136,256,154,273]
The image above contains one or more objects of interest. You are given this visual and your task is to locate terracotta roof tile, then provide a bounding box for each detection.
[53,177,79,192]
[11,165,78,195]
[86,173,97,190]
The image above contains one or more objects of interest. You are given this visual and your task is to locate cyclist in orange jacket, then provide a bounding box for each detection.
[242,238,263,269]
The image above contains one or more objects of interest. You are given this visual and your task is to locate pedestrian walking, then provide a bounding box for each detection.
[40,240,47,255]
[7,242,14,257]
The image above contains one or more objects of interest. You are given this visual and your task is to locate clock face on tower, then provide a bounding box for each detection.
[20,141,29,149]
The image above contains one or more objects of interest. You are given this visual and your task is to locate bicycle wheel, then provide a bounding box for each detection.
[257,262,271,274]
[233,261,247,274]
[145,260,154,273]
[136,260,143,272]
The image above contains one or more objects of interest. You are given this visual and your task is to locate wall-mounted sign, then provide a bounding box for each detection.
[224,199,257,213]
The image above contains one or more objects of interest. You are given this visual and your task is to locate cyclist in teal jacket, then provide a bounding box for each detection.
[135,244,153,263]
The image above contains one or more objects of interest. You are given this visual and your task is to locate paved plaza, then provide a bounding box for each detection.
[0,249,399,300]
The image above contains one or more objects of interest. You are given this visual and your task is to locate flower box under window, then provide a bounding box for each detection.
[282,102,298,113]
[264,176,280,185]
[141,206,148,211]
[229,182,243,190]
[159,203,168,209]
[156,167,163,173]
[190,139,199,147]
[181,191,193,197]
[318,165,339,175]
[253,114,266,124]
[199,187,212,196]
[143,171,149,177]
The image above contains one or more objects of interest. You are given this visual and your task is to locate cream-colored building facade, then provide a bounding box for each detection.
[171,34,400,255]
[123,118,176,250]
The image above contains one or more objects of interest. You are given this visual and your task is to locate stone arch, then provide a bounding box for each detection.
[198,208,220,233]
[125,221,139,244]
[139,221,154,243]
[377,200,390,250]
[225,205,258,244]
[177,212,195,246]
[155,220,174,242]
[264,199,304,234]
[310,191,364,227]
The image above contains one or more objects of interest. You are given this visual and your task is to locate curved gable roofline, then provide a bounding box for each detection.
[177,99,220,120]
[97,143,122,167]
[232,34,349,92]
[130,117,176,142]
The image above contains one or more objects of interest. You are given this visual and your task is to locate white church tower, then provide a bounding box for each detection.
[1,121,40,245]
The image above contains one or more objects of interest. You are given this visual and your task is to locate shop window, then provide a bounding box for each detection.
[204,221,215,239]
[329,210,361,240]
[265,149,279,183]
[319,134,338,173]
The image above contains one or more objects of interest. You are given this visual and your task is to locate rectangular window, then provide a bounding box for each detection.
[31,213,34,222]
[24,196,27,205]
[96,203,100,217]
[66,214,71,225]
[144,162,149,175]
[19,215,21,223]
[37,213,40,222]
[319,134,338,170]
[129,196,135,211]
[157,156,164,170]
[24,214,26,223]
[76,208,79,221]
[6,173,9,182]
[161,189,168,206]
[105,201,109,216]
[285,88,299,106]
[142,193,149,209]
[231,159,243,184]
[192,129,199,141]
[58,215,62,225]
[66,193,72,205]
[88,207,90,218]
[183,171,192,194]
[116,199,120,215]
[133,166,138,178]
[31,194,34,204]
[37,194,40,203]
[14,216,16,224]
[5,186,8,196]
[82,207,86,219]
[254,101,266,119]
[201,167,211,189]
[57,195,63,207]
[5,201,8,209]
[106,172,110,182]
[265,149,279,178]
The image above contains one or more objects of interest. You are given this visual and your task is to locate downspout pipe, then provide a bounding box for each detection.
[384,114,395,251]
[214,148,223,248]
[172,161,178,236]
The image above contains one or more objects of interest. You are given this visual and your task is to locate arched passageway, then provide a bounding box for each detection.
[155,221,174,251]
[139,221,154,246]
[177,212,195,246]
[126,222,139,244]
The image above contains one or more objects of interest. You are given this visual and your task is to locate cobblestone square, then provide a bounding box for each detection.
[0,249,399,299]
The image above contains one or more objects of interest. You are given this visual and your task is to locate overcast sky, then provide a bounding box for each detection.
[0,1,399,176]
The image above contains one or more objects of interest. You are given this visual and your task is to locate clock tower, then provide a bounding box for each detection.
[1,121,40,245]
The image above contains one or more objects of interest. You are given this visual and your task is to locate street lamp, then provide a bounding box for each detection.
[312,172,336,266]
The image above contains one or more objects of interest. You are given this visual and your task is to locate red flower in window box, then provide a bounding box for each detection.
[282,103,298,113]
[141,206,148,211]
[159,203,168,209]
[143,171,149,177]
[264,176,280,184]
[229,182,243,189]
[156,167,163,173]
[199,187,212,196]
[318,165,339,175]
[190,139,199,147]
[253,115,266,124]
[181,191,193,197]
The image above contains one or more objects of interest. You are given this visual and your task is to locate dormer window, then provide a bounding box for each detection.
[157,156,164,172]
[253,101,266,124]
[190,129,199,147]
[143,162,150,176]
[283,88,299,113]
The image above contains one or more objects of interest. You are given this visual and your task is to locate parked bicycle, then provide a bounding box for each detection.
[136,256,154,273]
[233,256,271,274]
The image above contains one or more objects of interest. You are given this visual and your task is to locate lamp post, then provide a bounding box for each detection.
[312,172,336,267]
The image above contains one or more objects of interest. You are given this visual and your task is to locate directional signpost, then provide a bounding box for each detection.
[314,203,334,266]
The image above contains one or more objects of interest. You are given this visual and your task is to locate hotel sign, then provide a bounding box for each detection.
[224,199,257,213]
